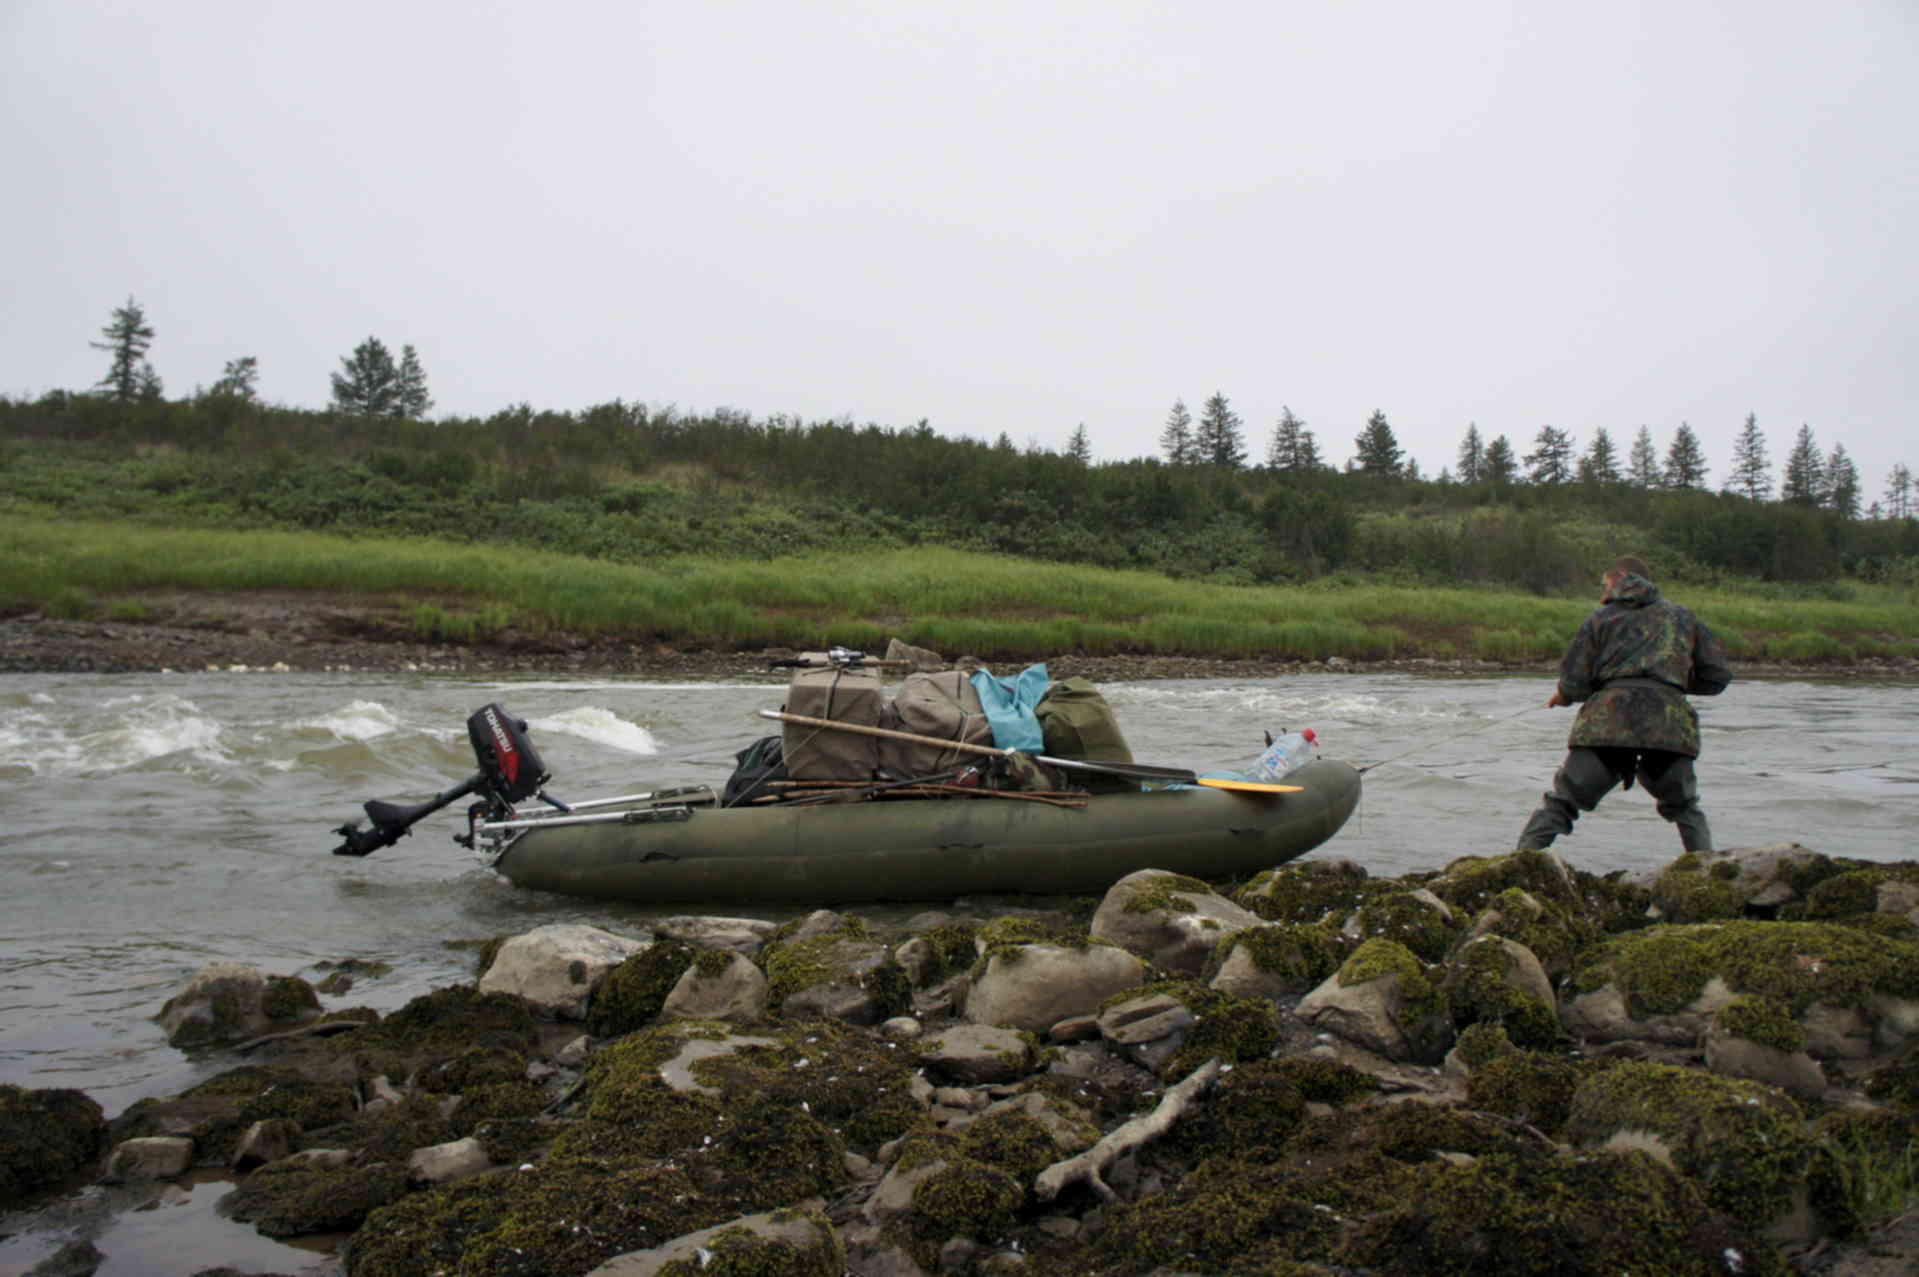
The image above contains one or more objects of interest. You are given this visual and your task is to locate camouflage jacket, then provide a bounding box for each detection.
[1557,575,1732,757]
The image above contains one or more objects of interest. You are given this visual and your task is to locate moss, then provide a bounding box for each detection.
[907,1158,1024,1254]
[1235,862,1388,926]
[418,1045,528,1094]
[758,927,897,1013]
[1453,1020,1512,1068]
[260,975,322,1022]
[347,1161,717,1277]
[1864,1041,1919,1114]
[1714,994,1807,1053]
[0,1085,105,1208]
[1167,1060,1312,1163]
[653,1215,844,1276]
[223,1159,408,1238]
[1442,938,1561,1049]
[1349,892,1461,963]
[1337,938,1448,1031]
[693,947,737,978]
[1573,868,1659,936]
[1119,870,1215,915]
[1564,1060,1811,1227]
[1803,869,1889,920]
[1337,1146,1789,1276]
[1096,979,1280,1079]
[1652,854,1752,922]
[449,1080,549,1163]
[1572,919,1919,1020]
[956,1109,1059,1183]
[587,939,697,1037]
[336,986,541,1086]
[1429,851,1581,917]
[1208,922,1344,993]
[1465,1050,1602,1138]
[1806,1108,1919,1239]
[1473,887,1594,978]
[334,1092,459,1166]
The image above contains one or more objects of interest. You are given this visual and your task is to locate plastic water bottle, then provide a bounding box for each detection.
[1252,729,1318,782]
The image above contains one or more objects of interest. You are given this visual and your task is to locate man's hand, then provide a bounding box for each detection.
[1545,689,1569,708]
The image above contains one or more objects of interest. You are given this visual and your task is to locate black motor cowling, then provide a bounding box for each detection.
[333,702,551,856]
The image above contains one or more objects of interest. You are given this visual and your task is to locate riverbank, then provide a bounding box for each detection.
[5,594,1916,682]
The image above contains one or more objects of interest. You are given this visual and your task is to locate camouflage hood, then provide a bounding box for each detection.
[1602,574,1660,608]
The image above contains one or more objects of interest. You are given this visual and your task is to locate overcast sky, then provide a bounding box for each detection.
[4,1,1914,496]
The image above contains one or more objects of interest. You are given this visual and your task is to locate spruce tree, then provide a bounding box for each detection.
[211,356,259,400]
[1823,443,1860,518]
[393,344,433,418]
[91,296,155,403]
[1523,425,1575,484]
[1159,399,1196,465]
[1725,412,1771,500]
[1663,423,1709,490]
[1628,426,1661,488]
[1267,407,1320,473]
[1456,423,1485,484]
[1578,427,1620,484]
[1780,424,1825,506]
[1352,410,1403,476]
[1484,434,1518,485]
[1194,392,1247,468]
[1066,423,1092,465]
[1885,463,1914,520]
[330,337,399,416]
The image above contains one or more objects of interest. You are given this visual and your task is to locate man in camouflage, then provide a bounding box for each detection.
[1516,555,1732,852]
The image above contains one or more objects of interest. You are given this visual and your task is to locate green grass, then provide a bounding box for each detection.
[4,513,1916,664]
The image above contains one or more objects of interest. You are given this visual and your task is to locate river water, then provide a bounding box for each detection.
[2,668,1914,1121]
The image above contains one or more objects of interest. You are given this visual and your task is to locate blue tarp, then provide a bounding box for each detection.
[969,663,1050,753]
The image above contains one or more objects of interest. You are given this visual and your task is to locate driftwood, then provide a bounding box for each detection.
[1034,1057,1223,1203]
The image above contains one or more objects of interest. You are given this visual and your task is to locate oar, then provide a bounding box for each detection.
[757,710,1301,793]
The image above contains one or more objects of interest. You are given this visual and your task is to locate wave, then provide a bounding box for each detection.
[529,706,662,756]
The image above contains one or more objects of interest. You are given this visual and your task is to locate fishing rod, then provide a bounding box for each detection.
[1355,703,1540,775]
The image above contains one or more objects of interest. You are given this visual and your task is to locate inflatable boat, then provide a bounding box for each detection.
[331,703,1361,905]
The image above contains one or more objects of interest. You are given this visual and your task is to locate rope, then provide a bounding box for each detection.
[1355,703,1541,774]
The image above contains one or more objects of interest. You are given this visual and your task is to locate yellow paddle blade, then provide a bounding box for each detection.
[1195,778,1303,794]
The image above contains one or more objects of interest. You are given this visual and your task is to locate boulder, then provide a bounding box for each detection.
[762,923,903,1026]
[407,1135,493,1184]
[1090,869,1266,974]
[917,1024,1034,1086]
[659,950,768,1023]
[964,942,1146,1032]
[587,1206,842,1275]
[104,1135,193,1181]
[1097,991,1197,1074]
[0,1085,105,1207]
[1208,923,1344,1000]
[478,924,649,1020]
[651,915,779,954]
[1439,934,1560,1048]
[1296,938,1454,1064]
[154,962,321,1048]
[230,1118,299,1171]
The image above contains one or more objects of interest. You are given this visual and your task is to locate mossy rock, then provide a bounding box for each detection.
[1650,852,1753,922]
[1441,937,1560,1049]
[1464,1050,1606,1139]
[1863,1040,1919,1114]
[1334,938,1450,1053]
[222,1158,408,1238]
[1167,1058,1372,1164]
[1117,870,1216,915]
[1290,1101,1531,1169]
[346,1160,719,1277]
[450,1080,551,1164]
[322,1092,459,1167]
[1235,862,1390,926]
[1428,850,1581,917]
[1206,921,1345,991]
[111,1066,357,1167]
[1470,886,1593,977]
[1349,891,1463,963]
[653,1213,846,1276]
[1564,1059,1812,1228]
[1100,979,1280,1079]
[757,925,904,1017]
[970,914,1096,972]
[335,986,540,1084]
[1713,994,1807,1053]
[587,938,697,1037]
[1569,919,1919,1020]
[956,1108,1059,1183]
[418,1045,530,1094]
[1337,1146,1789,1276]
[1066,1153,1403,1273]
[1450,1021,1516,1072]
[904,1157,1025,1262]
[0,1084,105,1208]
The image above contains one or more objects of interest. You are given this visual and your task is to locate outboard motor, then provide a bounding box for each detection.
[333,703,560,856]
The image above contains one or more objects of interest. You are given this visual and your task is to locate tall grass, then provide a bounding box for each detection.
[4,514,1916,663]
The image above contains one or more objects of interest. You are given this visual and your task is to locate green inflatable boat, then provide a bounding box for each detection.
[485,758,1361,905]
[331,701,1361,906]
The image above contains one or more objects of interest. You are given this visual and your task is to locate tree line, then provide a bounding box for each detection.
[85,296,432,419]
[1153,393,1907,522]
